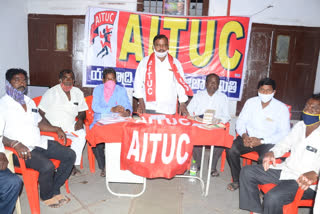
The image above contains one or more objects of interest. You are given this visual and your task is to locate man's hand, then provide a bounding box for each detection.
[262,151,275,171]
[120,110,131,117]
[74,120,84,131]
[242,134,251,147]
[0,153,8,170]
[14,143,32,160]
[137,98,146,114]
[111,105,125,113]
[179,102,189,116]
[55,127,67,145]
[297,171,318,190]
[249,137,262,148]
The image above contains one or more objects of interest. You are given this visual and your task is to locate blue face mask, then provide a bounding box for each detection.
[302,111,320,126]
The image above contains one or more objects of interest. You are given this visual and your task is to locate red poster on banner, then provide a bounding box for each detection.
[121,116,193,178]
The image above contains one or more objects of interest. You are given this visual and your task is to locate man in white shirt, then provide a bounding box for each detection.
[133,34,192,115]
[0,68,76,208]
[187,73,231,176]
[239,94,320,214]
[0,114,22,213]
[227,78,290,191]
[39,69,88,175]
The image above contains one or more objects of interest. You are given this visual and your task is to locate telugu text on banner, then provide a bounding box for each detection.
[83,7,251,100]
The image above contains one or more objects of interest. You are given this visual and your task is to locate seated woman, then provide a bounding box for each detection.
[91,68,132,177]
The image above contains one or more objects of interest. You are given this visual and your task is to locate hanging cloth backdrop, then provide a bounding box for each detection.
[83,7,251,100]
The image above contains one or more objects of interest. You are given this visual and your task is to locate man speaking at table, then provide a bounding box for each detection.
[133,34,193,115]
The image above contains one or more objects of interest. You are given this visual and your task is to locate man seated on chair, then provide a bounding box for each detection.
[226,78,290,191]
[38,69,88,176]
[0,68,76,208]
[91,68,132,177]
[133,34,192,115]
[187,73,231,177]
[0,115,23,213]
[239,94,320,214]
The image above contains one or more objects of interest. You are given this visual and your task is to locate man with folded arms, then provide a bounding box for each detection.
[39,69,88,175]
[133,34,193,115]
[239,94,320,214]
[0,68,75,208]
[227,78,290,191]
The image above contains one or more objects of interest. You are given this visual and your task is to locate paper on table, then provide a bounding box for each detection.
[98,115,130,125]
[193,123,226,130]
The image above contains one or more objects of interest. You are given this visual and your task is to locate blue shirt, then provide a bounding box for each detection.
[90,84,132,128]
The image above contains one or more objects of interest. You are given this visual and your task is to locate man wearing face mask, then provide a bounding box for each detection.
[39,69,88,176]
[133,34,193,115]
[0,68,75,208]
[91,68,132,177]
[226,78,290,191]
[239,94,320,214]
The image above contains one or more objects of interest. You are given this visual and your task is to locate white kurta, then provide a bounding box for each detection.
[0,95,46,150]
[133,55,188,114]
[39,85,88,165]
[187,90,231,124]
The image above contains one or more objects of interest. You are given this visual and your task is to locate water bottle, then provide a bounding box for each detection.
[189,159,197,182]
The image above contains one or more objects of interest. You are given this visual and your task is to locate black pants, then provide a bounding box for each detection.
[92,143,105,170]
[193,146,224,171]
[240,165,316,214]
[226,136,275,182]
[14,140,76,200]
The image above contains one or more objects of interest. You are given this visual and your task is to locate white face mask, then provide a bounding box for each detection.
[258,92,274,103]
[154,49,168,58]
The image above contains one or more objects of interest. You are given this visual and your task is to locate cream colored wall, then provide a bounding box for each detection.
[209,0,320,27]
[27,0,137,14]
[0,0,29,96]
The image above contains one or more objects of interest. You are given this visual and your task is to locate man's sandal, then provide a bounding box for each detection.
[100,168,106,177]
[211,169,220,177]
[227,182,240,191]
[54,194,71,205]
[42,197,61,208]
